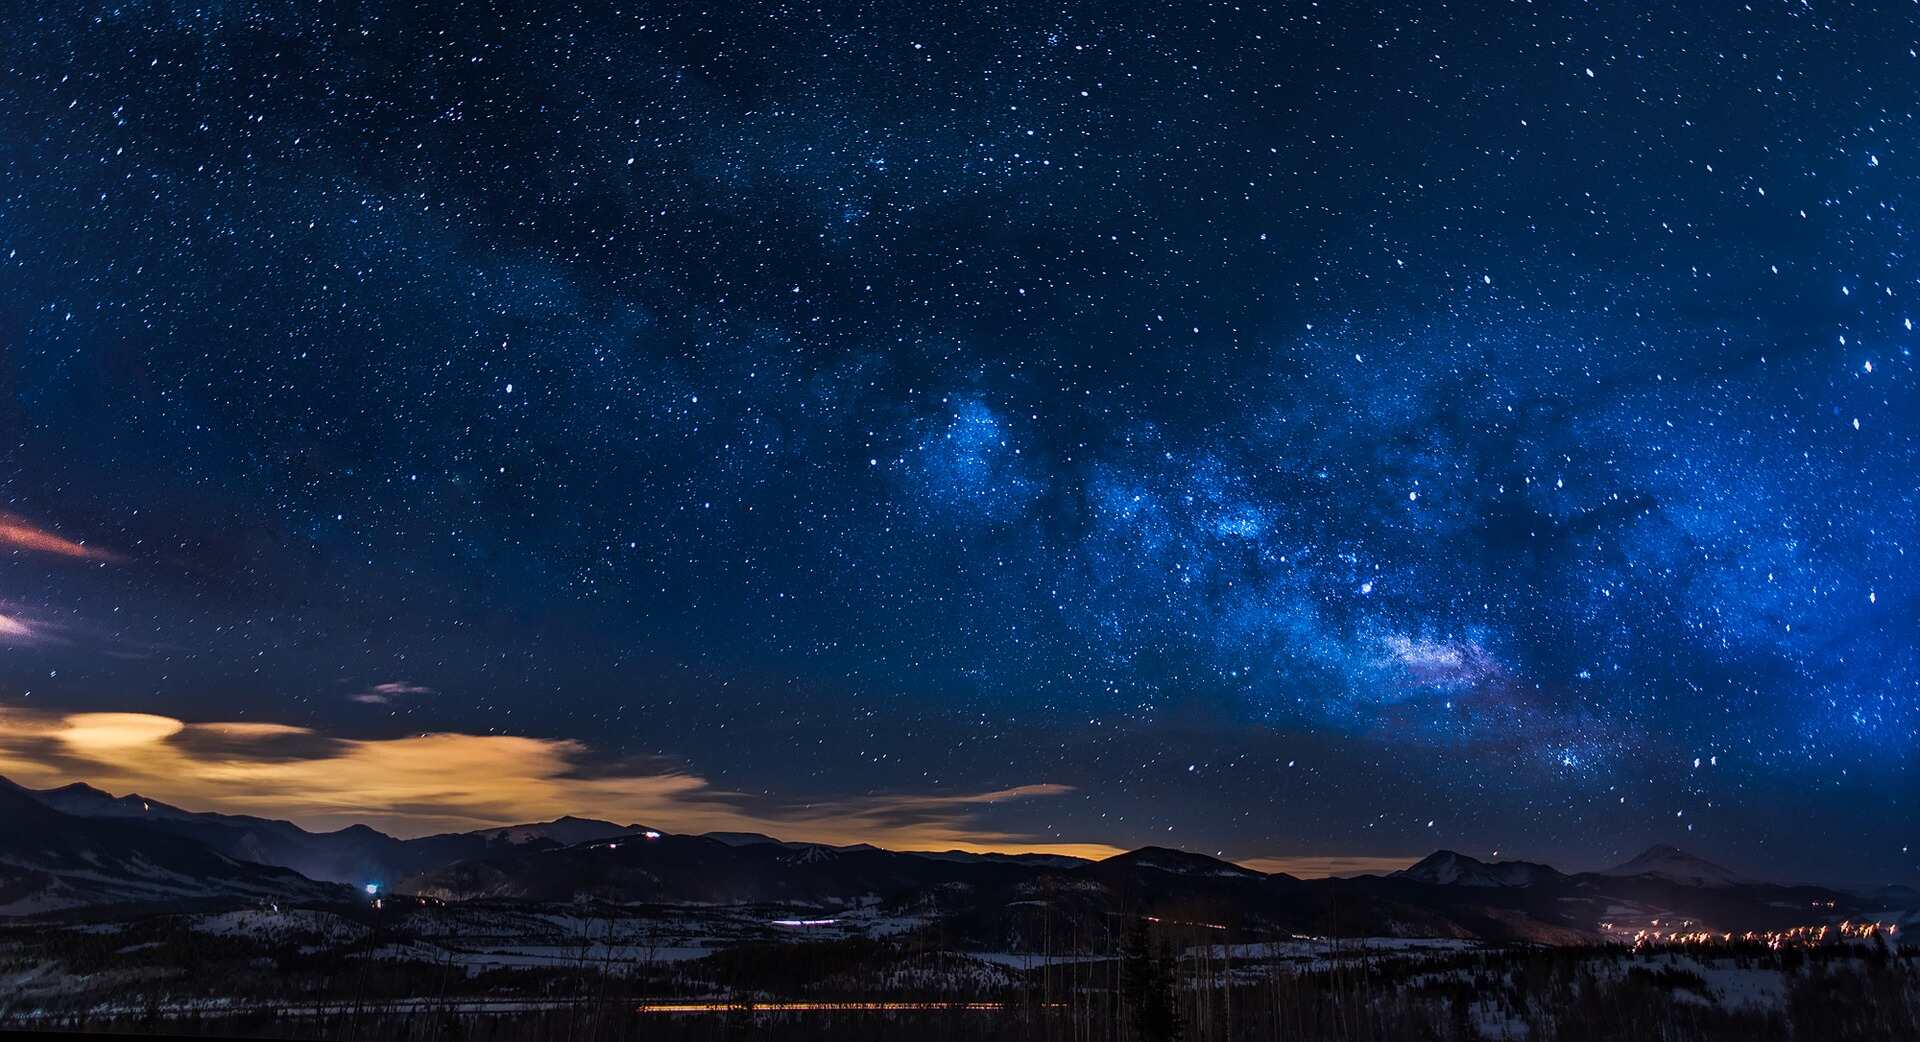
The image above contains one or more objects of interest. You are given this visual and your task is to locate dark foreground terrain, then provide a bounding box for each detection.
[1,900,1914,1042]
[2,776,1916,1040]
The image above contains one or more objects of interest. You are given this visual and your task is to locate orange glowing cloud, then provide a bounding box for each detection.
[0,708,1121,859]
[58,712,187,750]
[0,513,121,562]
[1237,854,1422,878]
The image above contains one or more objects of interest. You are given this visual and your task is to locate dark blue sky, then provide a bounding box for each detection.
[0,0,1914,882]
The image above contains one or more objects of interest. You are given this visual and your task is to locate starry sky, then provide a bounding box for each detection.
[0,0,1915,884]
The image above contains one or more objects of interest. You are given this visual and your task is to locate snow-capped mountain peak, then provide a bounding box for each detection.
[1601,844,1749,887]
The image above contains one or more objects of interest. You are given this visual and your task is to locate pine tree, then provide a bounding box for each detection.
[1121,919,1183,1042]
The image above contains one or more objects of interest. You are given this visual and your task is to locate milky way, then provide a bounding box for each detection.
[0,1,1915,882]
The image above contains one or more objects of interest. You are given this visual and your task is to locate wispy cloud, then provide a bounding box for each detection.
[0,514,121,562]
[0,613,37,643]
[349,682,436,705]
[0,601,63,647]
[0,708,1119,858]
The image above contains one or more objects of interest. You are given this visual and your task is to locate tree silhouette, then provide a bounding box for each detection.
[1122,919,1183,1042]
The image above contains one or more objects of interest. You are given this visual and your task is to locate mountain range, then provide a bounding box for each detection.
[1,775,1913,944]
[5,775,653,888]
[0,782,344,915]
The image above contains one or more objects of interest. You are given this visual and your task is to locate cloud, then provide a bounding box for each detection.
[0,598,74,647]
[0,613,38,643]
[0,708,1118,857]
[1237,854,1421,878]
[0,513,121,562]
[350,682,436,705]
[755,783,1121,857]
[58,712,186,751]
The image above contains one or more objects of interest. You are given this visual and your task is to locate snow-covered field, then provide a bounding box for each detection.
[1188,937,1483,961]
[1590,952,1794,1011]
[0,899,948,998]
[191,907,368,942]
[961,951,1110,968]
[3,895,1913,1037]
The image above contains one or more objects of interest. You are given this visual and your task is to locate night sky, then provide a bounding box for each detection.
[1,1,1915,884]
